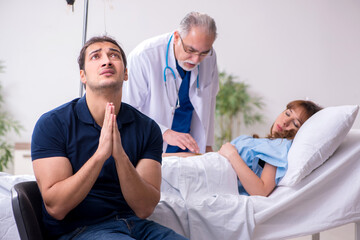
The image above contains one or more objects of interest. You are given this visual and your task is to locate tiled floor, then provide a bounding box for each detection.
[290,223,355,240]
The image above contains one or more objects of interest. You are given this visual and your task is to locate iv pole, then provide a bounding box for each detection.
[79,0,89,97]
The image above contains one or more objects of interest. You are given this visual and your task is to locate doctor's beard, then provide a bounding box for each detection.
[178,60,199,71]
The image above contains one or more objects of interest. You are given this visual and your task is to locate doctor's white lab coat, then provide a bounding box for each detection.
[123,32,219,153]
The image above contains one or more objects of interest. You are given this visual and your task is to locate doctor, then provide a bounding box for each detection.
[123,12,219,154]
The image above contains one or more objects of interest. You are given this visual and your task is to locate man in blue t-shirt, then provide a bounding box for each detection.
[31,36,187,240]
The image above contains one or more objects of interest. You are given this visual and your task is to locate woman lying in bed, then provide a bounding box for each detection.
[163,100,322,197]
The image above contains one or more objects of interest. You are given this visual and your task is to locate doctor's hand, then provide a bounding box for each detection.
[163,129,200,154]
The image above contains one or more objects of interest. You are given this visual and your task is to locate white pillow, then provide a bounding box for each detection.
[279,105,359,186]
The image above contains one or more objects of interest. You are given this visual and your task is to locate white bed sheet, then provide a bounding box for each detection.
[0,173,35,240]
[149,152,255,239]
[149,129,360,240]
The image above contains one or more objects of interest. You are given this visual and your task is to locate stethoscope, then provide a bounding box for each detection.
[163,34,199,112]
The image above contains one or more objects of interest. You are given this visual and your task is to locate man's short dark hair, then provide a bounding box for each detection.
[78,36,127,70]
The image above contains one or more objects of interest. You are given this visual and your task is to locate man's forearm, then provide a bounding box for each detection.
[35,152,107,220]
[114,154,161,219]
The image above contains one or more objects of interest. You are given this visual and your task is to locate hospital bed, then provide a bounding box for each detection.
[148,129,360,240]
[1,106,359,240]
[2,129,359,240]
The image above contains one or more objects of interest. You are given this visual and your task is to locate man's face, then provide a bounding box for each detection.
[174,27,215,71]
[80,41,127,92]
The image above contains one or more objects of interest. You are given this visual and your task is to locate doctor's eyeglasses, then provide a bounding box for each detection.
[179,35,213,57]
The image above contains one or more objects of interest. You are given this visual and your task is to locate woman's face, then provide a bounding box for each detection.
[272,106,306,135]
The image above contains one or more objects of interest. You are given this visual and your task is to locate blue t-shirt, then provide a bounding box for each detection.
[231,135,292,195]
[31,96,163,238]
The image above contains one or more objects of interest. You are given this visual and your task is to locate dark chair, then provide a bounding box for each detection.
[11,181,46,240]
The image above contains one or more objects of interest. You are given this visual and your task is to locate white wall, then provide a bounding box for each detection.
[0,0,359,144]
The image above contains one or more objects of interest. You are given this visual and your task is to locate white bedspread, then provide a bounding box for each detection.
[149,152,255,239]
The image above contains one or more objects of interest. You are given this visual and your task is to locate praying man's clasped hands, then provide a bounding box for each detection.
[97,102,126,161]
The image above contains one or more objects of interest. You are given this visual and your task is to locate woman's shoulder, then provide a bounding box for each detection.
[231,135,292,147]
[231,135,252,142]
[230,135,256,147]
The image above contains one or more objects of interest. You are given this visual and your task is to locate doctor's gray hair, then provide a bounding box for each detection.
[178,12,217,39]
